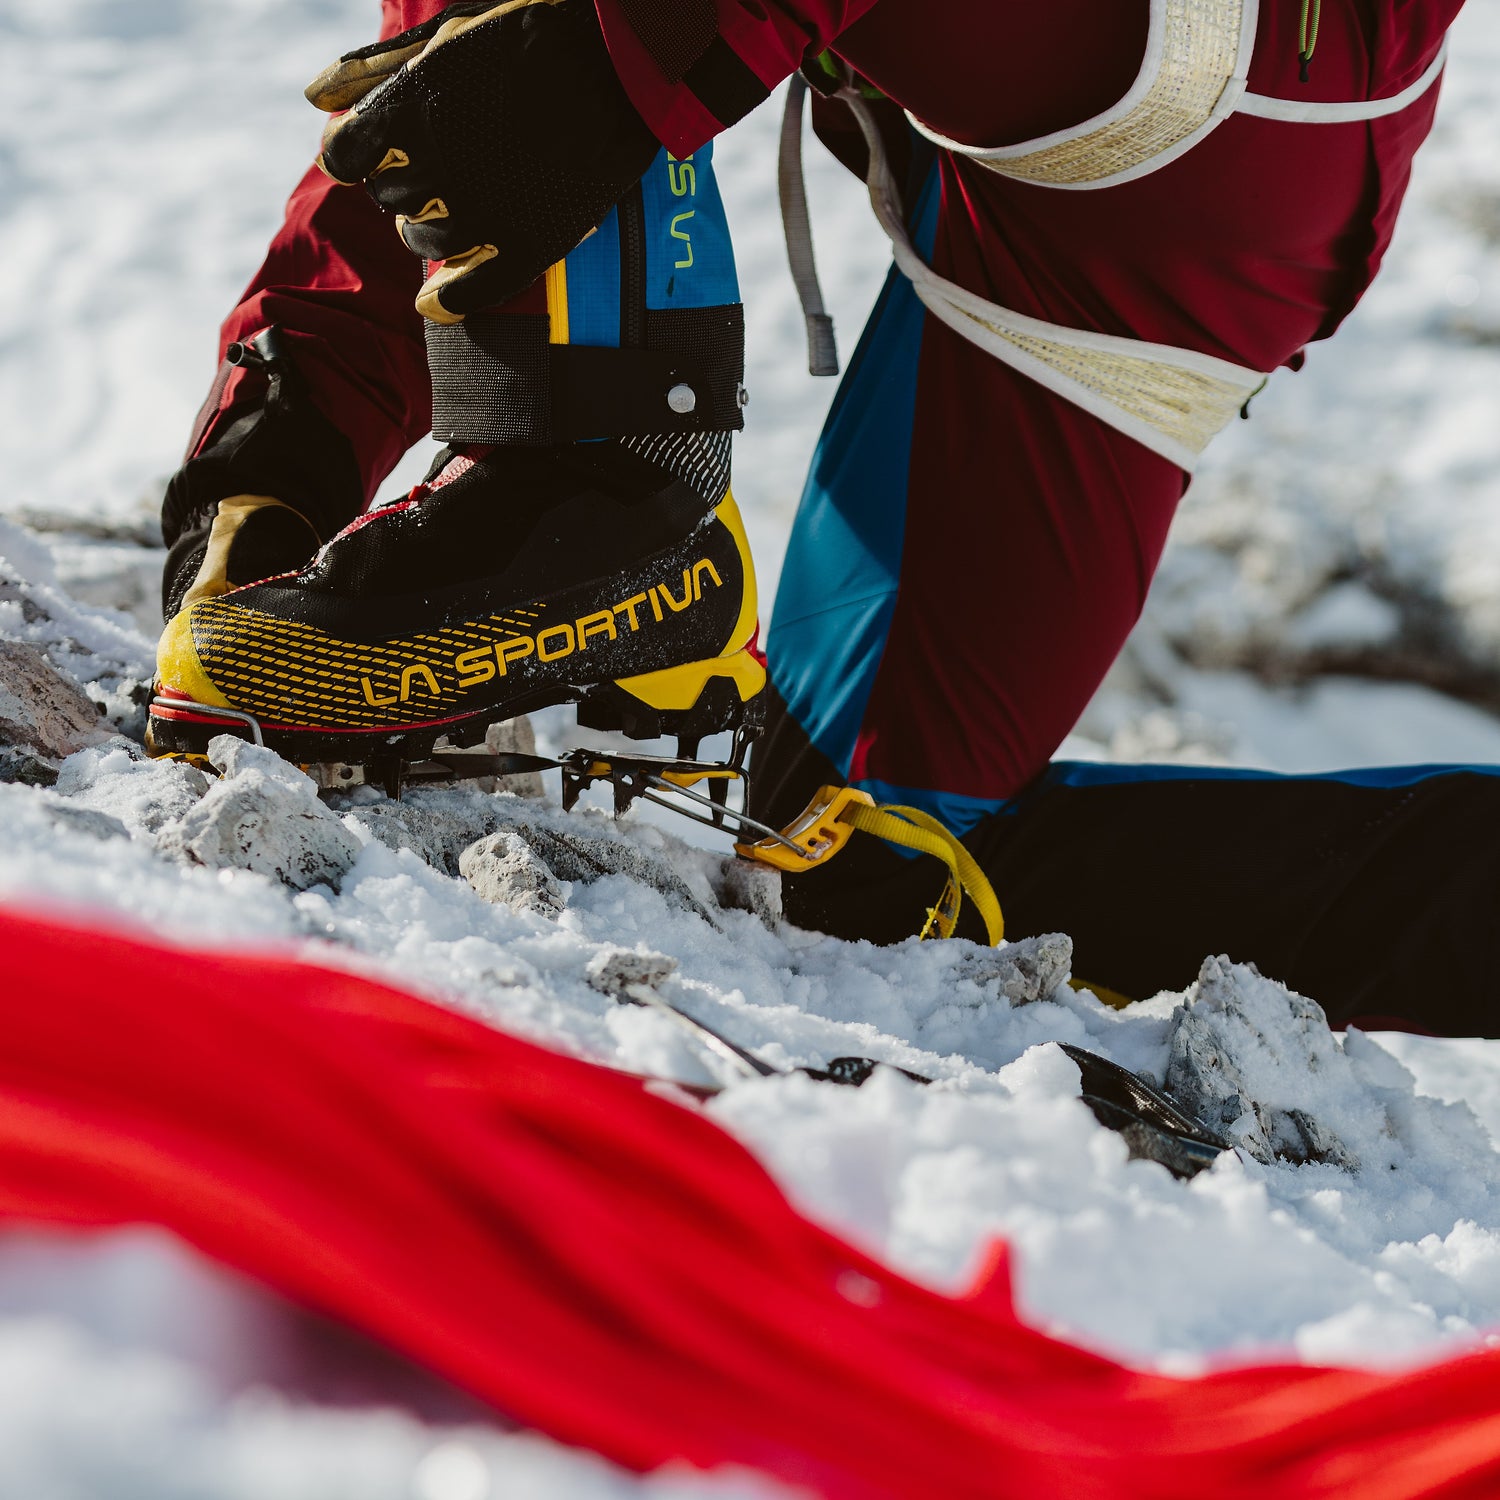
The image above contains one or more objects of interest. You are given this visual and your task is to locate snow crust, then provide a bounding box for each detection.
[7,0,1500,1490]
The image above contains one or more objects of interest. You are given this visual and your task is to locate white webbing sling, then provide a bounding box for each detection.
[779,2,1448,471]
[907,0,1449,190]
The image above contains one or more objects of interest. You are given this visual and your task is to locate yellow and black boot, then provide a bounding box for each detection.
[149,439,764,770]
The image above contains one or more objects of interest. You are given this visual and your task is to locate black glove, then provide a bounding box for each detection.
[307,0,661,323]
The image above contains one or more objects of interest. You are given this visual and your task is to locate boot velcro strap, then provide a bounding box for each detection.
[427,307,745,444]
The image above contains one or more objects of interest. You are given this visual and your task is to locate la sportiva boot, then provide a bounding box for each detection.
[148,439,765,781]
[155,108,757,794]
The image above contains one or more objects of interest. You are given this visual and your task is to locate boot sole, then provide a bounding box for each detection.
[147,646,765,767]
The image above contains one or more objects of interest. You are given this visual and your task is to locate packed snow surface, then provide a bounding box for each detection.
[7,0,1500,1493]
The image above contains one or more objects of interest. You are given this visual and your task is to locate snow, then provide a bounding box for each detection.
[6,0,1500,1490]
[0,1231,781,1500]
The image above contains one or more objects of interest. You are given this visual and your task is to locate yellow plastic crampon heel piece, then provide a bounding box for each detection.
[739,787,1006,946]
[734,784,876,873]
[660,767,744,790]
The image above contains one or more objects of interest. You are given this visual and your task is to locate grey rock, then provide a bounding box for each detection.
[511,820,718,925]
[1165,954,1358,1170]
[479,716,546,798]
[708,856,783,927]
[953,932,1075,1006]
[343,798,506,876]
[1267,1105,1358,1170]
[343,805,441,866]
[55,739,209,837]
[586,948,679,1000]
[38,801,130,843]
[459,830,566,917]
[0,640,108,760]
[0,748,59,786]
[159,737,361,891]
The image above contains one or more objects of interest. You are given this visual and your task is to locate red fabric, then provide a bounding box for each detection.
[6,904,1500,1498]
[594,0,881,157]
[837,2,1459,803]
[201,0,449,505]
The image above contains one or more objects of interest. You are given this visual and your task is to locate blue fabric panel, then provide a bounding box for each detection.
[766,166,941,782]
[1041,761,1500,791]
[641,143,739,310]
[563,204,622,349]
[847,761,1500,857]
[850,778,1009,846]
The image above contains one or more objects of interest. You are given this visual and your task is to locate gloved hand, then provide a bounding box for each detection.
[306,0,661,324]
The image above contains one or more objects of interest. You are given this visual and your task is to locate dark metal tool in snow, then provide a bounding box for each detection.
[1058,1043,1230,1179]
[587,957,1228,1178]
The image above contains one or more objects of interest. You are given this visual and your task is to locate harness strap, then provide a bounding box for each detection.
[846,802,1006,945]
[906,0,1259,191]
[902,0,1447,190]
[779,74,840,377]
[837,87,1268,471]
[1238,42,1449,123]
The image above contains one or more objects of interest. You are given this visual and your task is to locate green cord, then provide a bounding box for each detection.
[1298,0,1321,81]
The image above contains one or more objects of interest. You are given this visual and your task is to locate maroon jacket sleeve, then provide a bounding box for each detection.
[593,0,881,156]
[196,166,431,507]
[188,0,446,507]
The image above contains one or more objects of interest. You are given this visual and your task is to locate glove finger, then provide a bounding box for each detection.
[414,248,509,325]
[364,155,449,219]
[395,210,476,263]
[410,0,567,70]
[304,40,423,112]
[304,1,498,110]
[414,215,605,321]
[316,87,412,184]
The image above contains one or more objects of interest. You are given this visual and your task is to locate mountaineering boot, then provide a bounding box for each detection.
[148,439,764,771]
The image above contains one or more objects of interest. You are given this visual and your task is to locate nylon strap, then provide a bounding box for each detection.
[779,74,839,377]
[846,803,1005,946]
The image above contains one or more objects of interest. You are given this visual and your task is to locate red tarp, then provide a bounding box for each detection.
[3,904,1500,1498]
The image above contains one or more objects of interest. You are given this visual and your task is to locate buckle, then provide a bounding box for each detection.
[734,784,874,872]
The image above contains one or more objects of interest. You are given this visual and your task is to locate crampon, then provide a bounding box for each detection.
[145,441,1029,952]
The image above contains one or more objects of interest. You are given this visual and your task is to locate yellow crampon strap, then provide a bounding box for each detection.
[1068,977,1133,1012]
[845,803,1005,947]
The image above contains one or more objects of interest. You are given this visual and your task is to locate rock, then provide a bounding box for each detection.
[0,520,156,740]
[0,641,108,760]
[37,801,130,844]
[1164,954,1359,1170]
[480,717,546,798]
[158,736,361,891]
[953,932,1075,1006]
[708,856,782,927]
[511,821,719,926]
[55,739,209,838]
[343,797,505,876]
[459,830,566,918]
[340,770,550,877]
[586,948,679,999]
[0,748,60,786]
[342,806,432,865]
